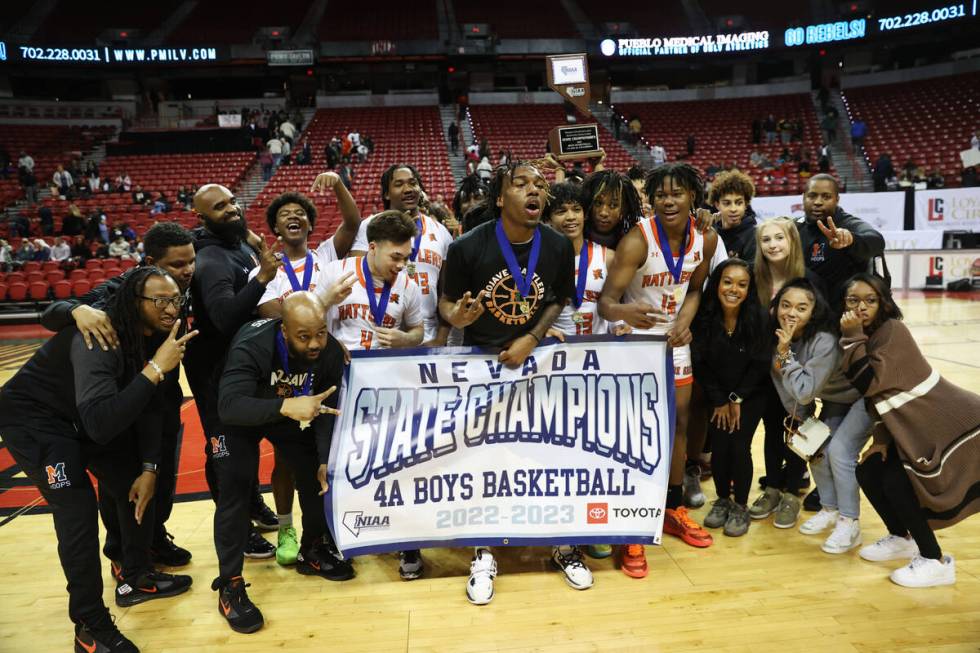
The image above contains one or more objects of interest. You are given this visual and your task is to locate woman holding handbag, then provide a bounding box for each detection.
[692,259,770,536]
[840,273,980,587]
[770,278,870,552]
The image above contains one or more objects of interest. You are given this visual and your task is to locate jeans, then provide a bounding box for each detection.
[811,400,871,519]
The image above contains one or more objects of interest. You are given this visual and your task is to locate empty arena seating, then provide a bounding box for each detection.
[842,72,980,188]
[466,104,636,174]
[33,0,183,44]
[98,152,254,198]
[248,107,455,241]
[453,0,578,38]
[615,93,834,196]
[319,0,437,40]
[579,2,690,36]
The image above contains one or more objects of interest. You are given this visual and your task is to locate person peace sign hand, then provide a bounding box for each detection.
[446,291,486,329]
[280,386,341,423]
[817,216,854,249]
[151,320,199,375]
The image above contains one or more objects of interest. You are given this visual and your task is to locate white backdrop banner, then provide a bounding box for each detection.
[751,191,906,231]
[907,250,980,289]
[881,230,944,251]
[914,187,980,232]
[326,336,674,556]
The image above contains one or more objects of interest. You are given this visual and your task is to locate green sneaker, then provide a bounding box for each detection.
[586,544,613,559]
[749,487,781,520]
[773,492,802,529]
[276,526,299,566]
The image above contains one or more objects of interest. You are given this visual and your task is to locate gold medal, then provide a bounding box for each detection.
[299,420,311,431]
[406,262,417,277]
[572,311,585,324]
[519,301,530,315]
[673,286,685,304]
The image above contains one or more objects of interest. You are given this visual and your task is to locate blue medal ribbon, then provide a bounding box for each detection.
[409,219,423,263]
[494,219,541,302]
[275,330,313,396]
[572,241,592,309]
[653,215,691,284]
[362,256,393,327]
[282,252,313,291]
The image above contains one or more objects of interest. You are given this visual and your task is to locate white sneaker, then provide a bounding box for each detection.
[859,535,919,562]
[821,516,862,554]
[551,545,594,590]
[466,547,497,605]
[799,508,839,535]
[890,554,956,588]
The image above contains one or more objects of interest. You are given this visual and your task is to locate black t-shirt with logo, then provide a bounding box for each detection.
[443,220,575,347]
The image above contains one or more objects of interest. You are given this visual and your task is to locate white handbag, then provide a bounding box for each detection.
[784,409,832,461]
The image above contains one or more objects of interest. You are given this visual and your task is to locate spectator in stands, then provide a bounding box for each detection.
[478,138,490,161]
[119,222,137,242]
[51,236,71,263]
[32,238,51,262]
[19,164,38,205]
[109,232,134,259]
[871,154,893,193]
[686,135,696,158]
[132,185,151,206]
[348,130,361,149]
[356,142,368,163]
[151,193,171,215]
[498,150,511,166]
[362,134,374,154]
[763,114,777,144]
[325,138,340,169]
[281,137,292,166]
[821,112,837,145]
[279,118,297,142]
[448,121,459,155]
[628,117,642,144]
[749,149,763,167]
[971,132,979,150]
[14,239,35,264]
[267,135,284,168]
[115,172,132,192]
[963,166,978,187]
[51,165,73,199]
[926,169,945,189]
[62,205,85,236]
[6,212,29,238]
[17,150,34,173]
[751,117,762,144]
[297,140,313,165]
[0,239,12,271]
[850,119,868,148]
[38,205,54,236]
[476,156,493,181]
[100,178,113,193]
[819,145,832,174]
[650,142,667,167]
[338,161,354,191]
[258,148,274,182]
[341,134,353,160]
[70,234,90,261]
[778,117,793,144]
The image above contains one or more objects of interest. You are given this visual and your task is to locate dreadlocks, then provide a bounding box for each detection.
[581,170,641,237]
[644,162,706,209]
[487,160,550,220]
[105,266,178,378]
[453,174,489,220]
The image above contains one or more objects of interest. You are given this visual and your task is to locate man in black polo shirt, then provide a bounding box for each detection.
[439,161,589,605]
[0,267,196,653]
[211,292,352,634]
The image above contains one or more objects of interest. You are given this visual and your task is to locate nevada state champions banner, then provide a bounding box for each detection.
[325,335,675,556]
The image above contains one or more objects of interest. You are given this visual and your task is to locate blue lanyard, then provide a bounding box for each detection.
[494,220,541,300]
[409,218,423,263]
[573,241,592,309]
[275,330,312,396]
[653,215,691,284]
[282,252,313,291]
[362,257,392,326]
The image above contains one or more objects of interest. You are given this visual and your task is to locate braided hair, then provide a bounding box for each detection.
[105,266,179,378]
[644,162,706,210]
[581,170,641,238]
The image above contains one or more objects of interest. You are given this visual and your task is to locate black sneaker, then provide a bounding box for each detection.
[150,532,192,567]
[398,549,424,580]
[109,561,124,582]
[74,613,138,653]
[213,576,264,634]
[803,487,821,512]
[297,542,355,581]
[250,496,279,532]
[243,527,276,559]
[115,570,193,607]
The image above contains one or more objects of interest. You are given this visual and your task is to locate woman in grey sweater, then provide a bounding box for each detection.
[771,278,870,553]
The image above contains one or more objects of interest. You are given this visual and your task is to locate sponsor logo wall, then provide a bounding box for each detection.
[914,187,980,232]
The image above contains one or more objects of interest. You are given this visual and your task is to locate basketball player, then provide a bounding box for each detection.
[440,161,586,605]
[250,187,358,566]
[349,164,453,345]
[0,268,196,653]
[39,222,197,569]
[599,163,720,578]
[212,292,350,635]
[185,184,282,558]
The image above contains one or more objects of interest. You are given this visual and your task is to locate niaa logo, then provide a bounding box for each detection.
[342,511,390,538]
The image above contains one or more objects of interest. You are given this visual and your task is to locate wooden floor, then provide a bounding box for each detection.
[1,293,979,652]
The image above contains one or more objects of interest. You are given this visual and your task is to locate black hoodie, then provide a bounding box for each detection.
[716,209,758,262]
[796,206,885,301]
[185,227,268,427]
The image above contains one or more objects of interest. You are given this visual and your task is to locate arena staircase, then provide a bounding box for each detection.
[591,102,654,170]
[815,89,872,192]
[440,104,469,183]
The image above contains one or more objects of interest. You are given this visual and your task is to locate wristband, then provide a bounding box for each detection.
[147,360,164,382]
[527,332,541,344]
[142,463,158,474]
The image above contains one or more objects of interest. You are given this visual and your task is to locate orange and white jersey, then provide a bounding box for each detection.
[352,212,451,342]
[322,256,423,351]
[314,236,340,264]
[554,240,609,336]
[251,248,332,305]
[624,216,705,336]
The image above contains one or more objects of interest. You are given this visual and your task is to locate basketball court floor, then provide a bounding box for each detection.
[1,292,978,652]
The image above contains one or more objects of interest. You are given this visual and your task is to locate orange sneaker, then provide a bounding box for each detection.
[664,506,714,548]
[619,544,648,578]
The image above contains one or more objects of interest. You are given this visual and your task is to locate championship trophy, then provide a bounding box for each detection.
[545,53,602,161]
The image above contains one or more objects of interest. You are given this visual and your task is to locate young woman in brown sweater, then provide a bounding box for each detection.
[840,273,980,587]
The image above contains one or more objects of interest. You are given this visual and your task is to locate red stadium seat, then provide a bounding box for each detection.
[85,259,102,270]
[6,272,26,284]
[29,281,49,300]
[26,271,45,284]
[71,279,92,297]
[53,280,72,299]
[69,269,88,282]
[22,261,41,273]
[45,270,65,284]
[87,270,105,281]
[0,282,7,300]
[42,261,61,271]
[119,259,137,270]
[7,282,28,301]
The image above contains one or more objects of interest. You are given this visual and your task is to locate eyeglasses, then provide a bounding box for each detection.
[844,295,878,308]
[140,295,183,310]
